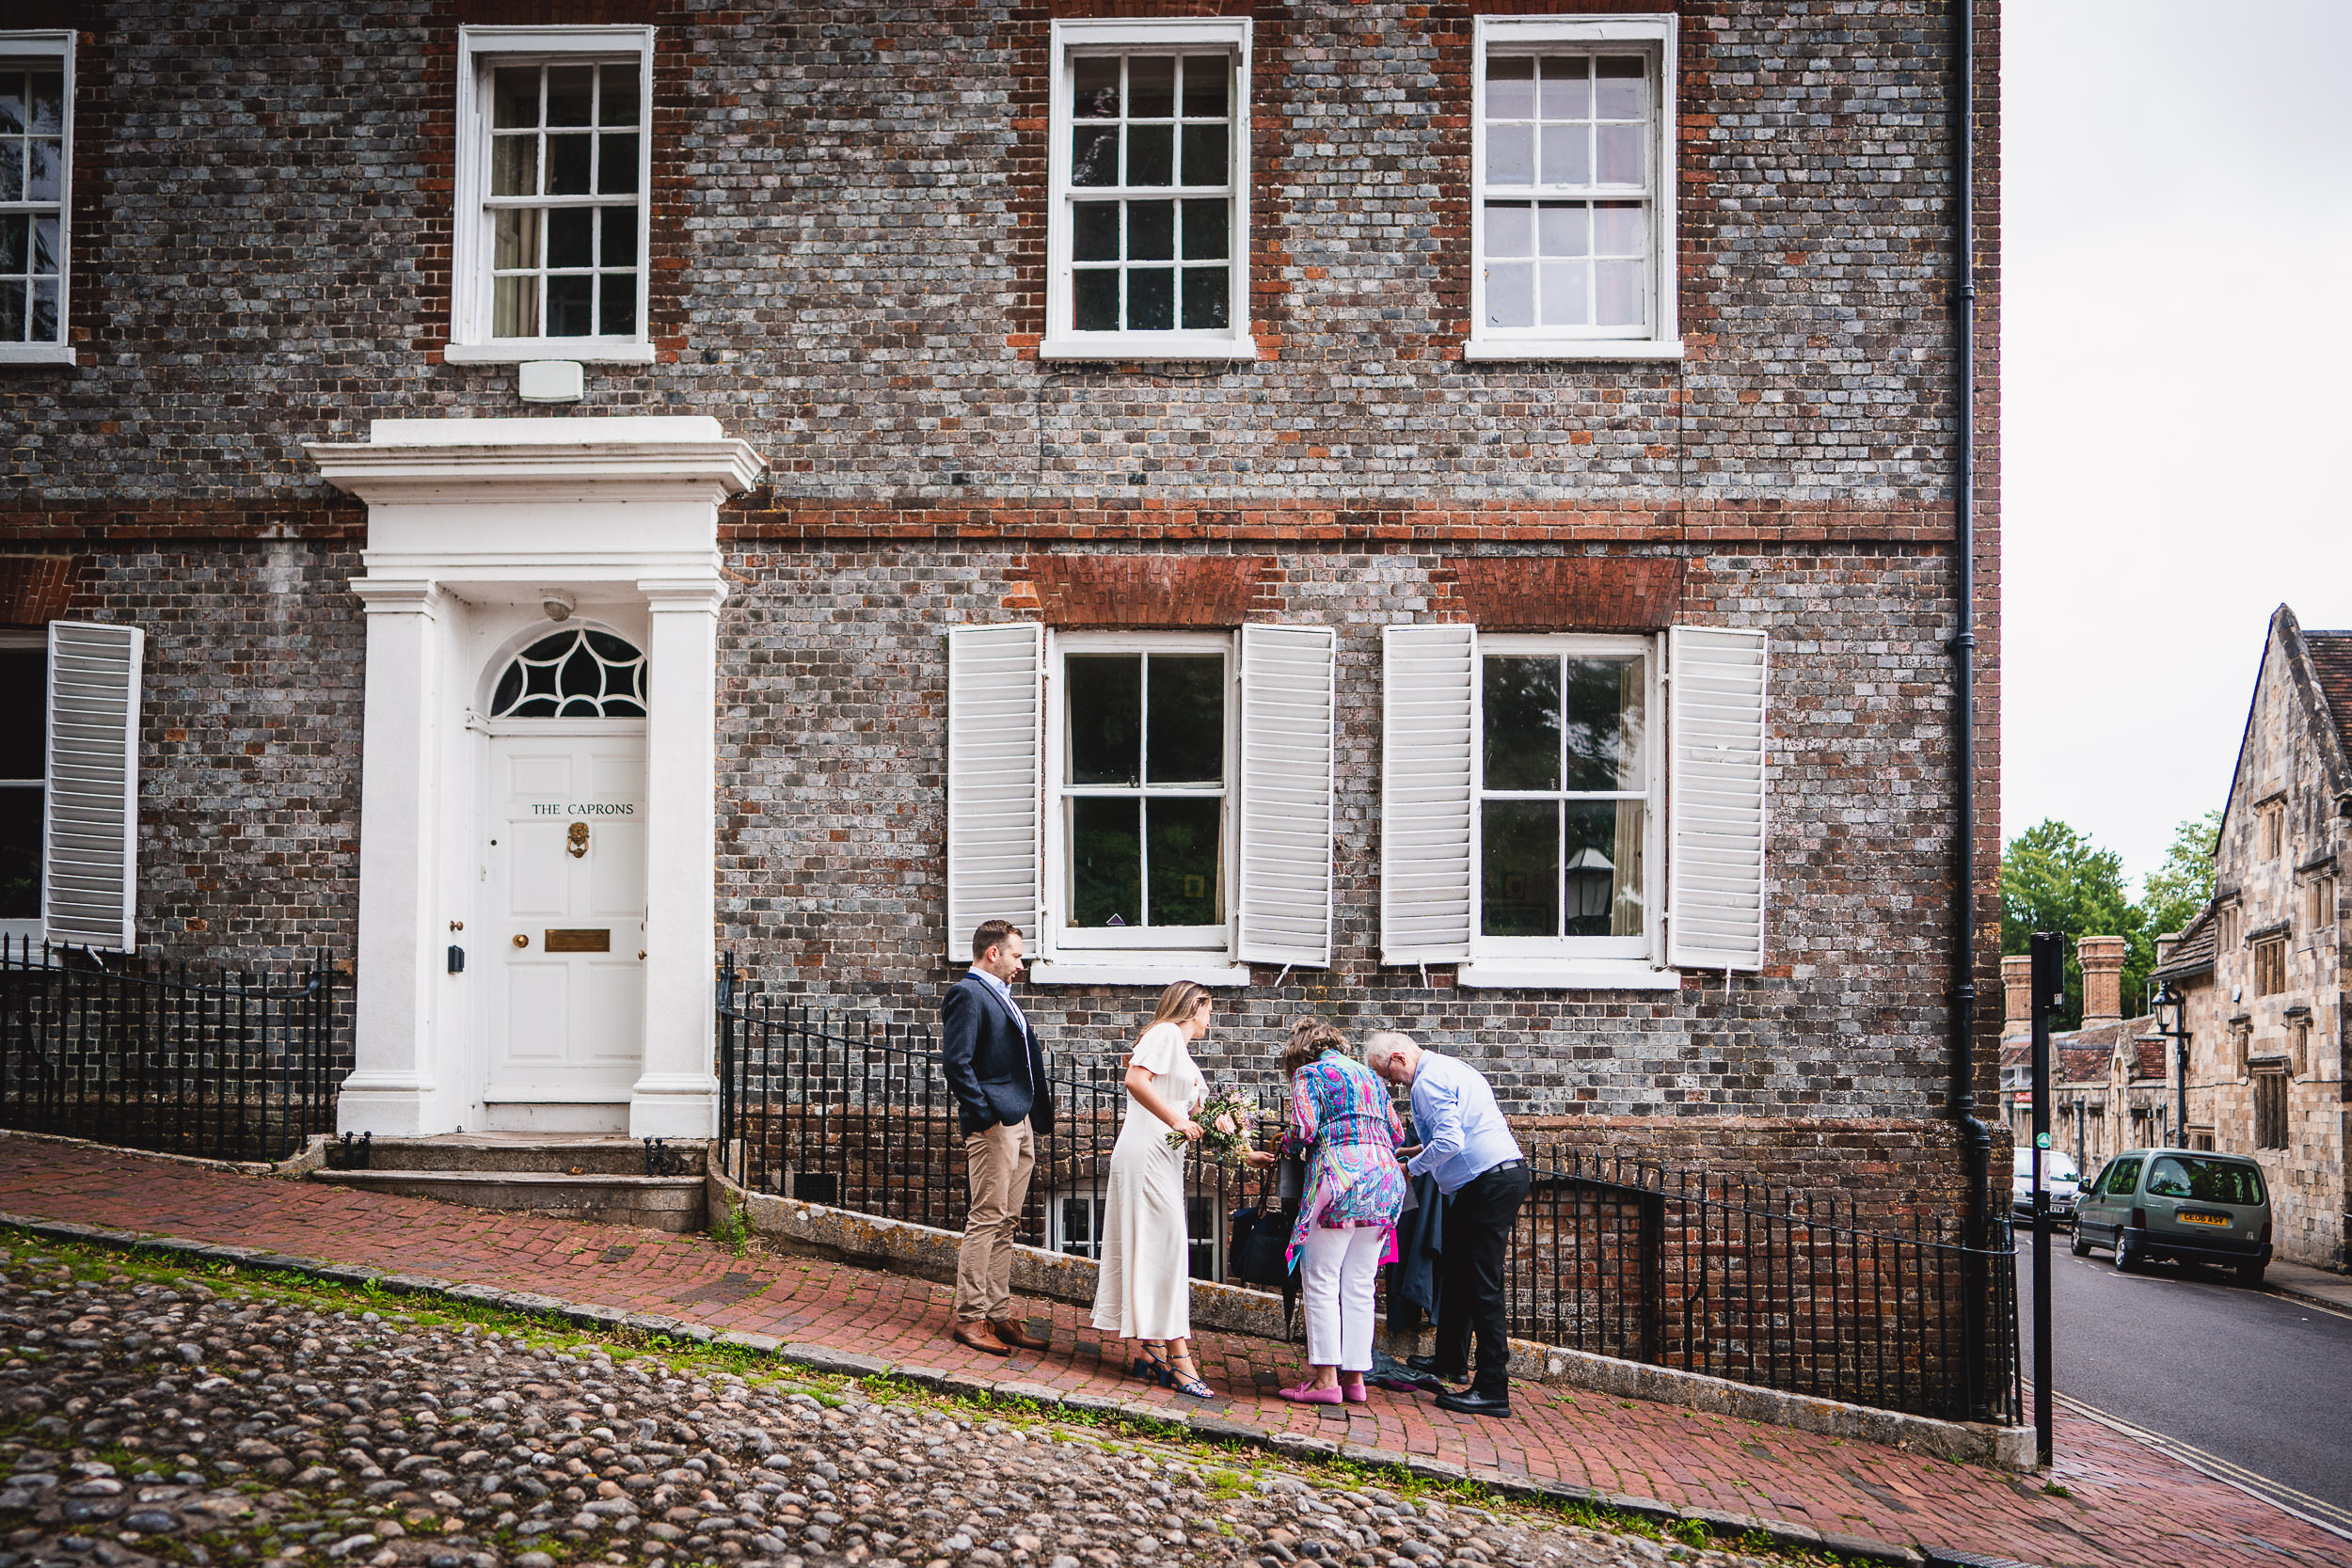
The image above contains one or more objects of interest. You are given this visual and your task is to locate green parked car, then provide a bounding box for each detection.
[2073,1148,2273,1285]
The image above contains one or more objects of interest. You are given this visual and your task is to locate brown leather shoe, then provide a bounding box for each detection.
[952,1320,1012,1356]
[988,1317,1050,1351]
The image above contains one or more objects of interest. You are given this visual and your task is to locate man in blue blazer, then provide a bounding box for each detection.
[940,918,1055,1355]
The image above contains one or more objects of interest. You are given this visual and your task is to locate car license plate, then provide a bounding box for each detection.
[2177,1212,2231,1227]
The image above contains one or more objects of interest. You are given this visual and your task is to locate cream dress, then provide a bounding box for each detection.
[1088,1020,1204,1341]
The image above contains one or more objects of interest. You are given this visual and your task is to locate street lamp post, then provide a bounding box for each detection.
[2027,930,2066,1470]
[2152,982,2190,1145]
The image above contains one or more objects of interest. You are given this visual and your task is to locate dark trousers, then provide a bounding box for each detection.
[1434,1163,1531,1396]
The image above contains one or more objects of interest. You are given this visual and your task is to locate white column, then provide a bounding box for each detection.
[342,578,446,1135]
[630,577,726,1139]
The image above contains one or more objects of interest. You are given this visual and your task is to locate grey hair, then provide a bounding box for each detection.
[1363,1030,1417,1074]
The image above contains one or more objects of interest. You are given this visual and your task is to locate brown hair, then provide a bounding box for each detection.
[970,918,1020,962]
[1282,1016,1348,1077]
[1151,980,1213,1027]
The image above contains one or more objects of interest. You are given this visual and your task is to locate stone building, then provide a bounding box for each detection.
[2001,937,2167,1177]
[2143,606,2351,1271]
[0,4,2003,1203]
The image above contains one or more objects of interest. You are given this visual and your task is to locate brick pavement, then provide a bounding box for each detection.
[0,1136,2343,1568]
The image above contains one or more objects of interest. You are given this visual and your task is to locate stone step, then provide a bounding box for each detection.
[331,1133,706,1179]
[310,1168,707,1233]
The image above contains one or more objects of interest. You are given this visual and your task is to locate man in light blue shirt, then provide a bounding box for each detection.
[1368,1031,1529,1418]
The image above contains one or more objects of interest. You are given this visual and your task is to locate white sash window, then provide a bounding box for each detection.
[1380,623,1766,988]
[448,26,656,365]
[0,622,144,953]
[0,31,73,365]
[945,621,1334,986]
[1043,17,1257,362]
[1467,13,1681,362]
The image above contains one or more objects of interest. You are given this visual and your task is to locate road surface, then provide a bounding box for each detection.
[2016,1225,2352,1527]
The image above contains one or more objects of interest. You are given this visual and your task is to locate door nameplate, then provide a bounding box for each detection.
[545,928,612,953]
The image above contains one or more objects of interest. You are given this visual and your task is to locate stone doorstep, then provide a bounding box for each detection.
[707,1163,2037,1473]
[311,1169,707,1233]
[349,1133,710,1179]
[0,1208,2014,1568]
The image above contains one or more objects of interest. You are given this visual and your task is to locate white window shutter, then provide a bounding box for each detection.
[946,623,1044,960]
[42,621,143,953]
[1667,625,1769,971]
[1236,623,1337,969]
[1379,623,1477,965]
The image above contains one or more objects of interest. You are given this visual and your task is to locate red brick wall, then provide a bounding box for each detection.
[1008,553,1276,626]
[1448,556,1685,632]
[0,557,79,627]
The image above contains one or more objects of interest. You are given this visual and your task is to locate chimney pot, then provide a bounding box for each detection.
[2077,933,2128,1028]
[2001,954,2033,1044]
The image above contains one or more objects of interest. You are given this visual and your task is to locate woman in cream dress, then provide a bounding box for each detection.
[1089,980,1215,1398]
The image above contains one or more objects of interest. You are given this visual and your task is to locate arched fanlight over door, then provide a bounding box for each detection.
[489,627,649,718]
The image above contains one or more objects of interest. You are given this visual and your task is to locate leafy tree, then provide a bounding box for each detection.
[2140,809,2222,944]
[1998,812,2224,1034]
[1999,818,2140,1030]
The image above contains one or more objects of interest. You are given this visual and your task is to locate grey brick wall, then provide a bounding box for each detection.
[72,542,365,961]
[6,1,1982,511]
[0,0,2007,1176]
[713,542,1962,1119]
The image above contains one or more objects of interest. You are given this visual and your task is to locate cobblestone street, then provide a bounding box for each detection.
[0,1138,2344,1568]
[0,1242,1768,1568]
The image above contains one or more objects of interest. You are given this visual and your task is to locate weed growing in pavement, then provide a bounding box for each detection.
[2042,1481,2073,1497]
[710,1197,752,1256]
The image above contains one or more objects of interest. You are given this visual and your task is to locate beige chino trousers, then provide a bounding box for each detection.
[956,1117,1036,1323]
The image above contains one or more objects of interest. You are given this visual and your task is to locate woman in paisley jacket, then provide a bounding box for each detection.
[1266,1017,1408,1404]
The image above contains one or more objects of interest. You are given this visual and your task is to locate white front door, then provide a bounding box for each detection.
[485,729,648,1107]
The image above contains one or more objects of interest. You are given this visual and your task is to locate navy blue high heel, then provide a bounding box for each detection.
[1133,1347,1173,1385]
[1166,1354,1214,1400]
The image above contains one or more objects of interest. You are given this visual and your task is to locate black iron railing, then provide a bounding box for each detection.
[715,957,1282,1275]
[716,959,2020,1424]
[1510,1151,2020,1423]
[0,938,340,1164]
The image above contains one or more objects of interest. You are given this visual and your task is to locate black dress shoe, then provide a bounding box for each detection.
[1406,1354,1467,1379]
[1433,1387,1512,1418]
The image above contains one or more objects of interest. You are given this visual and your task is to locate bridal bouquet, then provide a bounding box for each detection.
[1169,1091,1263,1165]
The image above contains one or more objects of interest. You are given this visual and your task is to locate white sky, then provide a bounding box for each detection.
[2003,1,2352,887]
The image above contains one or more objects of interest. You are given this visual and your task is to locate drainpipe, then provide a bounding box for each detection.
[1946,0,1994,1423]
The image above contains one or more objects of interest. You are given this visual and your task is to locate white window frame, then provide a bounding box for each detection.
[0,31,74,368]
[0,627,42,942]
[1035,628,1248,987]
[1042,16,1257,363]
[1462,632,1670,990]
[1465,13,1680,363]
[448,25,656,366]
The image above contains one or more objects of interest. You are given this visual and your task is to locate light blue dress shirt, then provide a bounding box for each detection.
[966,966,1032,1087]
[1406,1051,1524,1196]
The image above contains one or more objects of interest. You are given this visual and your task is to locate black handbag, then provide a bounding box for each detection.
[1227,1205,1293,1289]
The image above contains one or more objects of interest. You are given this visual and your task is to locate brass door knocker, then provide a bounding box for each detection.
[566,822,590,859]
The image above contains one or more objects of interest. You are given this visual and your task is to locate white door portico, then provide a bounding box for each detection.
[306,418,764,1140]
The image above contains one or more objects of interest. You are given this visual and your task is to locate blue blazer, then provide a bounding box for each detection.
[940,973,1053,1137]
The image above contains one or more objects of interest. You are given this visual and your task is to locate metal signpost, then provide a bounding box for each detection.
[2027,928,2066,1468]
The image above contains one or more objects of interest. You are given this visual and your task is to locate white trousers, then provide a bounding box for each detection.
[1302,1223,1385,1371]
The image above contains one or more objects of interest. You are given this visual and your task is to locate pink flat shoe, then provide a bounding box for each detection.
[1278,1383,1345,1405]
[1342,1382,1368,1403]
